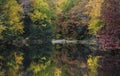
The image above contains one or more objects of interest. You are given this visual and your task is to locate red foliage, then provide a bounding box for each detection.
[98,0,120,50]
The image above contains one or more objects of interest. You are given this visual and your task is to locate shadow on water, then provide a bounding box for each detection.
[0,40,120,76]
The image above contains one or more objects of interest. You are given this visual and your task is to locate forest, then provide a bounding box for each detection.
[0,0,120,76]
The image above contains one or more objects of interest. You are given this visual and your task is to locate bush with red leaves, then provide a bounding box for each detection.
[98,0,120,50]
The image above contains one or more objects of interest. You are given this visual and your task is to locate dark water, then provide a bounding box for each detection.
[0,43,120,76]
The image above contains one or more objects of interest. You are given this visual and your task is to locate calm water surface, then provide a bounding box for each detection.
[0,42,120,76]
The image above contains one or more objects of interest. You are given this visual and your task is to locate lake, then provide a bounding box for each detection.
[0,41,120,76]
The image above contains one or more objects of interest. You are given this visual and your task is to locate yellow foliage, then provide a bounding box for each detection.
[54,0,69,13]
[3,0,24,34]
[29,60,51,74]
[54,68,61,76]
[6,66,22,76]
[30,10,47,22]
[87,0,104,17]
[0,25,6,39]
[14,52,23,65]
[7,68,18,76]
[30,0,53,23]
[86,0,105,35]
[88,18,104,35]
[87,55,100,76]
[56,0,67,6]
[16,23,24,34]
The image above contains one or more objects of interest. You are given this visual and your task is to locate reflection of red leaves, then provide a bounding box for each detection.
[98,55,120,76]
[62,22,67,27]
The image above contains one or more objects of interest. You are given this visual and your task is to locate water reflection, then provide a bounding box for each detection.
[0,43,120,76]
[54,44,89,76]
[98,54,120,76]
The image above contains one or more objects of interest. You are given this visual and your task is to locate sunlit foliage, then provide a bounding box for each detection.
[0,0,24,45]
[2,0,23,36]
[54,68,62,76]
[87,55,100,76]
[87,0,104,35]
[30,0,55,24]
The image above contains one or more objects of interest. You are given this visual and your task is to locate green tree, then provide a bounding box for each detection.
[22,1,56,75]
[29,0,55,41]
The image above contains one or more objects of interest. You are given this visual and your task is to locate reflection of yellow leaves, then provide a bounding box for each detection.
[0,56,3,69]
[87,55,100,76]
[42,24,47,27]
[0,26,6,39]
[14,52,23,65]
[15,56,23,65]
[55,68,61,76]
[16,23,24,33]
[0,56,3,59]
[7,66,22,76]
[41,57,46,60]
[29,60,51,74]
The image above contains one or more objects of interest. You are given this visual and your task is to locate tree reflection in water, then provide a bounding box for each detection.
[98,53,120,76]
[0,43,120,76]
[54,44,90,76]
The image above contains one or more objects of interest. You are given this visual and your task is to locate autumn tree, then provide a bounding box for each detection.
[98,0,120,50]
[0,0,23,43]
[86,0,104,35]
[55,0,89,39]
